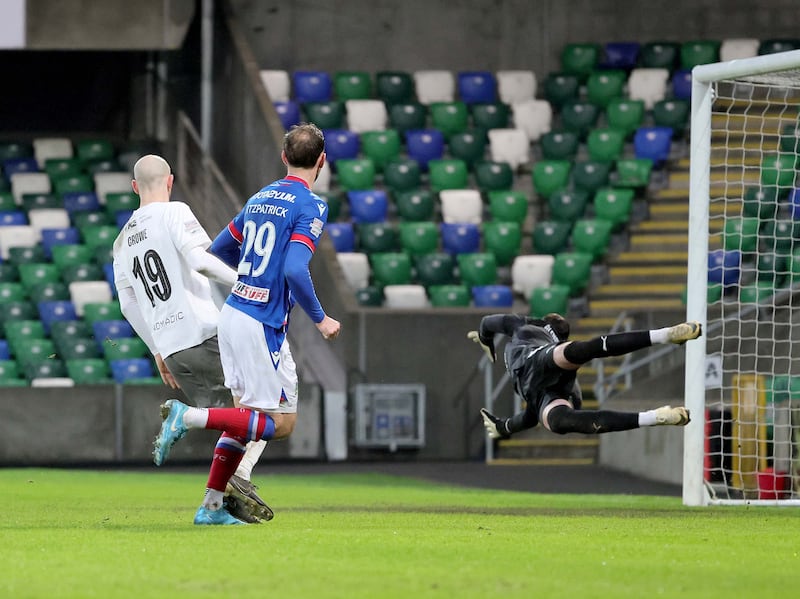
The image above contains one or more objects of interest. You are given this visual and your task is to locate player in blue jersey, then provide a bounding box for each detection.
[152,123,341,525]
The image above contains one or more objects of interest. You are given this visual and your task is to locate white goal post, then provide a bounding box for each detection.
[685,49,800,506]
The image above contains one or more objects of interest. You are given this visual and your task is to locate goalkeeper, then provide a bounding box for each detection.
[469,313,701,439]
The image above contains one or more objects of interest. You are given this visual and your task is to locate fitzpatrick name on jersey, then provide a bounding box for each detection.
[246,203,288,217]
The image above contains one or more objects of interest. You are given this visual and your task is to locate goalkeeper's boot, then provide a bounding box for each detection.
[193,505,246,526]
[654,406,691,426]
[153,399,189,466]
[225,474,274,522]
[667,321,702,345]
[480,408,511,440]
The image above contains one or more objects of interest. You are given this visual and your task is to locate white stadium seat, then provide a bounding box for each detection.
[0,225,38,260]
[259,69,291,102]
[488,128,530,170]
[511,254,555,300]
[11,172,51,204]
[336,252,370,290]
[720,38,759,62]
[496,70,537,104]
[93,172,132,204]
[439,189,483,225]
[69,281,113,317]
[313,160,331,193]
[28,208,71,241]
[628,68,670,110]
[345,99,388,133]
[33,137,73,168]
[413,70,455,104]
[383,284,429,309]
[511,99,553,142]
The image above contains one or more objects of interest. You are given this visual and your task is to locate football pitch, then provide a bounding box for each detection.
[3,468,799,598]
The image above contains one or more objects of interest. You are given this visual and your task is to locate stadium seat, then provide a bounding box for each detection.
[429,101,469,139]
[347,189,389,223]
[639,41,680,70]
[93,173,131,204]
[414,252,456,287]
[53,174,93,197]
[758,39,800,55]
[259,69,290,101]
[743,186,781,219]
[0,301,38,328]
[529,284,570,318]
[50,319,93,352]
[110,358,155,384]
[551,252,594,296]
[633,127,673,165]
[388,102,427,135]
[323,129,360,165]
[572,160,612,195]
[273,101,301,130]
[760,219,796,254]
[540,130,580,161]
[586,128,626,162]
[614,158,653,189]
[405,129,445,170]
[428,159,469,192]
[483,221,522,266]
[355,286,383,307]
[652,99,690,135]
[326,223,356,252]
[440,222,480,255]
[760,153,797,187]
[334,71,372,101]
[58,336,102,361]
[70,281,113,317]
[4,319,45,353]
[739,282,776,305]
[593,187,634,231]
[383,159,422,192]
[345,99,388,133]
[680,40,720,69]
[44,157,83,179]
[29,209,71,241]
[303,101,346,129]
[707,249,741,287]
[560,101,600,140]
[62,191,101,215]
[0,142,33,161]
[336,159,376,191]
[496,70,536,104]
[13,337,57,367]
[473,102,512,137]
[601,42,640,70]
[542,72,580,108]
[293,71,332,103]
[357,222,397,254]
[4,157,39,177]
[336,252,370,290]
[51,244,93,269]
[0,263,18,283]
[359,130,401,173]
[457,252,497,287]
[33,137,73,168]
[487,190,528,225]
[627,68,670,110]
[586,70,626,108]
[413,70,455,104]
[570,218,614,260]
[720,38,759,62]
[532,160,571,199]
[560,43,601,80]
[487,129,529,170]
[316,191,343,222]
[0,211,27,226]
[0,360,25,386]
[510,254,555,299]
[370,252,412,287]
[448,131,487,170]
[0,281,26,303]
[82,301,123,324]
[24,358,69,384]
[457,71,496,104]
[0,191,19,211]
[398,221,440,256]
[605,99,646,138]
[511,99,552,142]
[428,284,470,307]
[11,172,51,204]
[439,189,482,225]
[722,217,759,252]
[532,220,572,255]
[394,188,435,222]
[6,240,44,264]
[66,358,113,384]
[757,252,788,288]
[314,161,332,193]
[375,71,415,105]
[383,284,429,309]
[37,300,77,334]
[42,227,81,258]
[102,336,148,361]
[474,161,513,192]
[19,263,60,290]
[672,69,692,100]
[472,285,513,308]
[73,210,113,229]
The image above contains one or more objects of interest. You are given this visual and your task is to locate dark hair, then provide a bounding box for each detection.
[543,313,570,341]
[283,123,325,168]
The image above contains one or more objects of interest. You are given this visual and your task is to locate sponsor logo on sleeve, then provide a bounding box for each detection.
[310,218,324,238]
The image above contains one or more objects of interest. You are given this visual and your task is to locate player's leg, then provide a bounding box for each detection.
[542,401,690,435]
[164,336,232,408]
[554,321,702,368]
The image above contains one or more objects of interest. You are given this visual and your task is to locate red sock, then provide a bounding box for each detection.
[205,407,275,441]
[206,433,246,492]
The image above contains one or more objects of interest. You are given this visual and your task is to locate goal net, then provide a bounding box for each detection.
[685,50,800,506]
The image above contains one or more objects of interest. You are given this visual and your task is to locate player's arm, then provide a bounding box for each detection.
[209,221,242,269]
[185,246,237,287]
[284,243,340,339]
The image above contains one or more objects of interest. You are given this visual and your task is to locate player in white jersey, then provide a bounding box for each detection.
[113,155,272,523]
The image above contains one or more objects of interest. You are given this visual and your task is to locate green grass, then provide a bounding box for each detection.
[3,468,800,598]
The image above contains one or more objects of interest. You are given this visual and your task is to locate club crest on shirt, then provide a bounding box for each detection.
[310,218,324,237]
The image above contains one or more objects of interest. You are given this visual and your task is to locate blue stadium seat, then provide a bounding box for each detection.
[115,211,133,228]
[292,71,332,103]
[110,358,154,383]
[405,129,445,171]
[347,190,389,224]
[633,126,673,165]
[601,42,641,69]
[92,320,134,347]
[62,192,101,215]
[37,300,78,334]
[472,284,513,307]
[0,211,27,226]
[440,222,481,255]
[708,249,741,287]
[0,339,9,360]
[457,71,497,104]
[322,129,360,165]
[671,69,692,100]
[103,263,116,297]
[326,222,356,252]
[3,157,39,176]
[274,100,301,130]
[41,227,81,259]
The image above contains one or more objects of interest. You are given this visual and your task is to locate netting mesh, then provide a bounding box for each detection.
[704,74,800,500]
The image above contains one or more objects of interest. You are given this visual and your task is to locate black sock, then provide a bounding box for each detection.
[506,410,537,434]
[546,405,639,435]
[563,331,652,365]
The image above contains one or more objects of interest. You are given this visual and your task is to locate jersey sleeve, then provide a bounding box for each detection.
[290,195,328,253]
[168,202,212,255]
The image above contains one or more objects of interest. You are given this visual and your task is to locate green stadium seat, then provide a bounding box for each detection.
[0,191,16,212]
[24,358,68,381]
[540,130,580,161]
[652,99,690,135]
[471,102,511,137]
[760,153,797,187]
[28,281,70,303]
[18,263,61,289]
[50,320,94,353]
[723,217,759,252]
[383,159,422,192]
[102,337,148,361]
[428,284,470,307]
[448,131,487,170]
[542,72,580,108]
[0,360,26,386]
[759,39,800,55]
[680,40,721,69]
[357,222,398,254]
[53,174,93,196]
[572,160,612,195]
[429,101,469,139]
[13,338,56,367]
[529,284,570,318]
[483,221,522,266]
[474,161,513,192]
[388,103,427,135]
[86,159,123,175]
[334,71,372,101]
[93,244,114,266]
[0,282,27,302]
[51,244,93,269]
[761,219,798,254]
[457,252,497,287]
[57,337,101,360]
[743,187,781,219]
[586,128,626,162]
[20,193,62,212]
[77,139,115,163]
[355,286,383,307]
[428,159,469,192]
[335,158,376,191]
[547,189,589,223]
[61,263,106,284]
[561,44,601,80]
[593,188,635,230]
[757,252,788,288]
[560,101,600,140]
[614,158,653,189]
[73,210,113,229]
[570,218,614,260]
[605,99,646,138]
[83,301,123,324]
[640,41,680,70]
[44,158,84,180]
[105,192,138,216]
[4,320,46,352]
[0,141,33,160]
[79,225,119,251]
[315,191,343,222]
[487,190,528,224]
[551,251,593,296]
[370,252,412,287]
[394,188,435,222]
[586,70,626,108]
[0,264,19,283]
[739,281,775,304]
[376,71,415,105]
[532,160,571,199]
[360,130,401,173]
[399,222,440,256]
[0,301,38,326]
[414,252,456,287]
[66,358,113,384]
[303,101,346,129]
[8,246,47,265]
